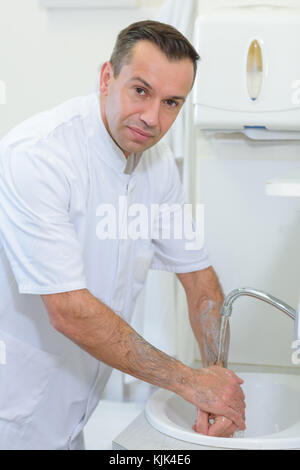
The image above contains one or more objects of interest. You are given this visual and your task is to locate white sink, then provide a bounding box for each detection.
[145,372,300,450]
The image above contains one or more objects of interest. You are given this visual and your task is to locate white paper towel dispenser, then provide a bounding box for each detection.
[193,7,300,131]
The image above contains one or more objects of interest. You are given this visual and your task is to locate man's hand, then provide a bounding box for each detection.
[193,408,209,435]
[180,365,246,431]
[191,366,245,438]
[193,409,240,437]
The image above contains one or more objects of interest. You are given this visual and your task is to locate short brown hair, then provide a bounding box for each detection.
[110,20,200,82]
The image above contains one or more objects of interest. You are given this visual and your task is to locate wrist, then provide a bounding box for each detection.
[172,362,200,401]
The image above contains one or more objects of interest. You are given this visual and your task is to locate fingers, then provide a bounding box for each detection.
[213,385,246,430]
[218,402,246,431]
[192,408,209,435]
[223,382,246,415]
[192,409,242,438]
[207,415,239,438]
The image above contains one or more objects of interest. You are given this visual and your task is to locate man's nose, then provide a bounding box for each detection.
[140,99,160,128]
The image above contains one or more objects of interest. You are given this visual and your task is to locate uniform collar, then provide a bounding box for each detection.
[88,92,143,175]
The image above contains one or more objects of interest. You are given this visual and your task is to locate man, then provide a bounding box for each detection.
[0,21,245,450]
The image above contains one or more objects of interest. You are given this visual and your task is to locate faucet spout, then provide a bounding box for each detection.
[217,287,297,365]
[221,287,296,321]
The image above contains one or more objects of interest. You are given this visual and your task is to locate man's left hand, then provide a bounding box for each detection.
[193,408,240,437]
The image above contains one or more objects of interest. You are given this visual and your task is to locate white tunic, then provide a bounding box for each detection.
[0,92,210,449]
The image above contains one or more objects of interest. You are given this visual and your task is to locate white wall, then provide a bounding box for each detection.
[194,0,300,366]
[0,0,162,138]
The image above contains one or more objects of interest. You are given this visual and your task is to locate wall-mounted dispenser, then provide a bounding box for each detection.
[193,7,300,131]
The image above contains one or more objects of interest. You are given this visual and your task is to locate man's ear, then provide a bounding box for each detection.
[100,62,114,96]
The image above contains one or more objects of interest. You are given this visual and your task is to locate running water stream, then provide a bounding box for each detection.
[217,315,245,438]
[217,315,230,368]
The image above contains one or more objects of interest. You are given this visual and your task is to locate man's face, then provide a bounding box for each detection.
[100,40,195,157]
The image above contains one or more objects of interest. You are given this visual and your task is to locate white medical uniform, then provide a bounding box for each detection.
[0,92,210,450]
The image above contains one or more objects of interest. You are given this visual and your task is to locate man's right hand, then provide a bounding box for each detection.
[180,365,246,431]
[193,408,241,437]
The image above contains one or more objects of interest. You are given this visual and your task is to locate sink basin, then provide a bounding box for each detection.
[145,372,300,449]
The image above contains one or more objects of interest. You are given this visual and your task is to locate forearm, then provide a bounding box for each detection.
[190,297,224,367]
[44,289,189,395]
[177,267,229,368]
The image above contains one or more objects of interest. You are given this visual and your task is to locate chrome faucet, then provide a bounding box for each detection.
[221,287,296,320]
[218,287,298,365]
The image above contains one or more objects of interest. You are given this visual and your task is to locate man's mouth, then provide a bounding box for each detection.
[128,126,154,142]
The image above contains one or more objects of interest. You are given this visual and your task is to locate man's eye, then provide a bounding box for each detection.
[165,99,179,108]
[135,87,146,96]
